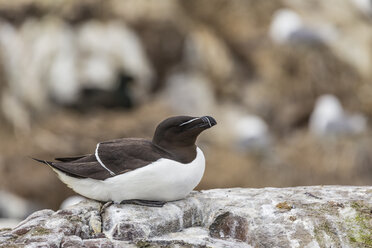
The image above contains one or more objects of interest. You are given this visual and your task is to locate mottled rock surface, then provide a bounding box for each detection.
[0,186,371,247]
[1,0,372,211]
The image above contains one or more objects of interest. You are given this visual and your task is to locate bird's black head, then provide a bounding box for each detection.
[152,115,217,148]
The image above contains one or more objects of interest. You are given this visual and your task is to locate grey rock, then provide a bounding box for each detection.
[0,186,371,247]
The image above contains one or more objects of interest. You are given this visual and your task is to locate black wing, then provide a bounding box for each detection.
[33,155,112,180]
[34,138,173,180]
[96,138,174,175]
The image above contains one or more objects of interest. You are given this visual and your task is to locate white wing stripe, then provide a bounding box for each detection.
[95,143,116,176]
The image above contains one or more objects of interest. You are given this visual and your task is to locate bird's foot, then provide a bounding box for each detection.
[120,199,166,207]
[100,201,114,214]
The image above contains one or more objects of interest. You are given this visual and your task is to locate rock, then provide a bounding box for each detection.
[44,19,78,105]
[0,191,37,229]
[110,0,179,23]
[0,90,31,133]
[0,191,35,219]
[248,42,362,134]
[184,25,234,82]
[133,20,185,90]
[59,195,86,210]
[0,218,20,229]
[77,21,154,104]
[180,0,281,45]
[309,94,367,136]
[1,186,371,247]
[284,0,372,78]
[0,17,155,130]
[0,17,75,129]
[163,72,216,116]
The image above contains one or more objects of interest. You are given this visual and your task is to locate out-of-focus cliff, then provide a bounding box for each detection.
[0,0,371,210]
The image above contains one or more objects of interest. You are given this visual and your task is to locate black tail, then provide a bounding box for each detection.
[55,155,87,162]
[31,157,85,178]
[32,158,53,166]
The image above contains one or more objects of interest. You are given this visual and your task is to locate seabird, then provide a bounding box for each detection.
[33,115,217,207]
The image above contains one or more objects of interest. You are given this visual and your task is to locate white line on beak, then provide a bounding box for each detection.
[202,116,212,127]
[179,118,199,127]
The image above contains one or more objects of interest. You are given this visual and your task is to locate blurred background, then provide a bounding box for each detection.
[0,0,372,227]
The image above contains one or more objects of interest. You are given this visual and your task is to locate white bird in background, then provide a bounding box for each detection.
[233,115,270,150]
[269,8,337,45]
[269,8,304,44]
[223,107,271,151]
[309,94,366,136]
[351,0,372,17]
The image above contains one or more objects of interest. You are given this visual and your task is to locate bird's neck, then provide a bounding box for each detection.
[153,141,197,164]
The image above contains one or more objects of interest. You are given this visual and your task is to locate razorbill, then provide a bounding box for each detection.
[33,115,216,207]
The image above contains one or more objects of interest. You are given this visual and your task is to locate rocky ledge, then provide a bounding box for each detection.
[0,186,371,248]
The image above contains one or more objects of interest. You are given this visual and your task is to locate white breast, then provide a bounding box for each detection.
[55,147,206,202]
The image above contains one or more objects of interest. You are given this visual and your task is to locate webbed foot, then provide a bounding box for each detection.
[120,199,166,207]
[100,201,114,214]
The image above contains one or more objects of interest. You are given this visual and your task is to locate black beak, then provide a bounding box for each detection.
[201,116,217,128]
[179,116,217,129]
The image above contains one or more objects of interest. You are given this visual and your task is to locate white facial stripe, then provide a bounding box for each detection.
[179,118,199,126]
[95,143,116,176]
[203,116,212,127]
